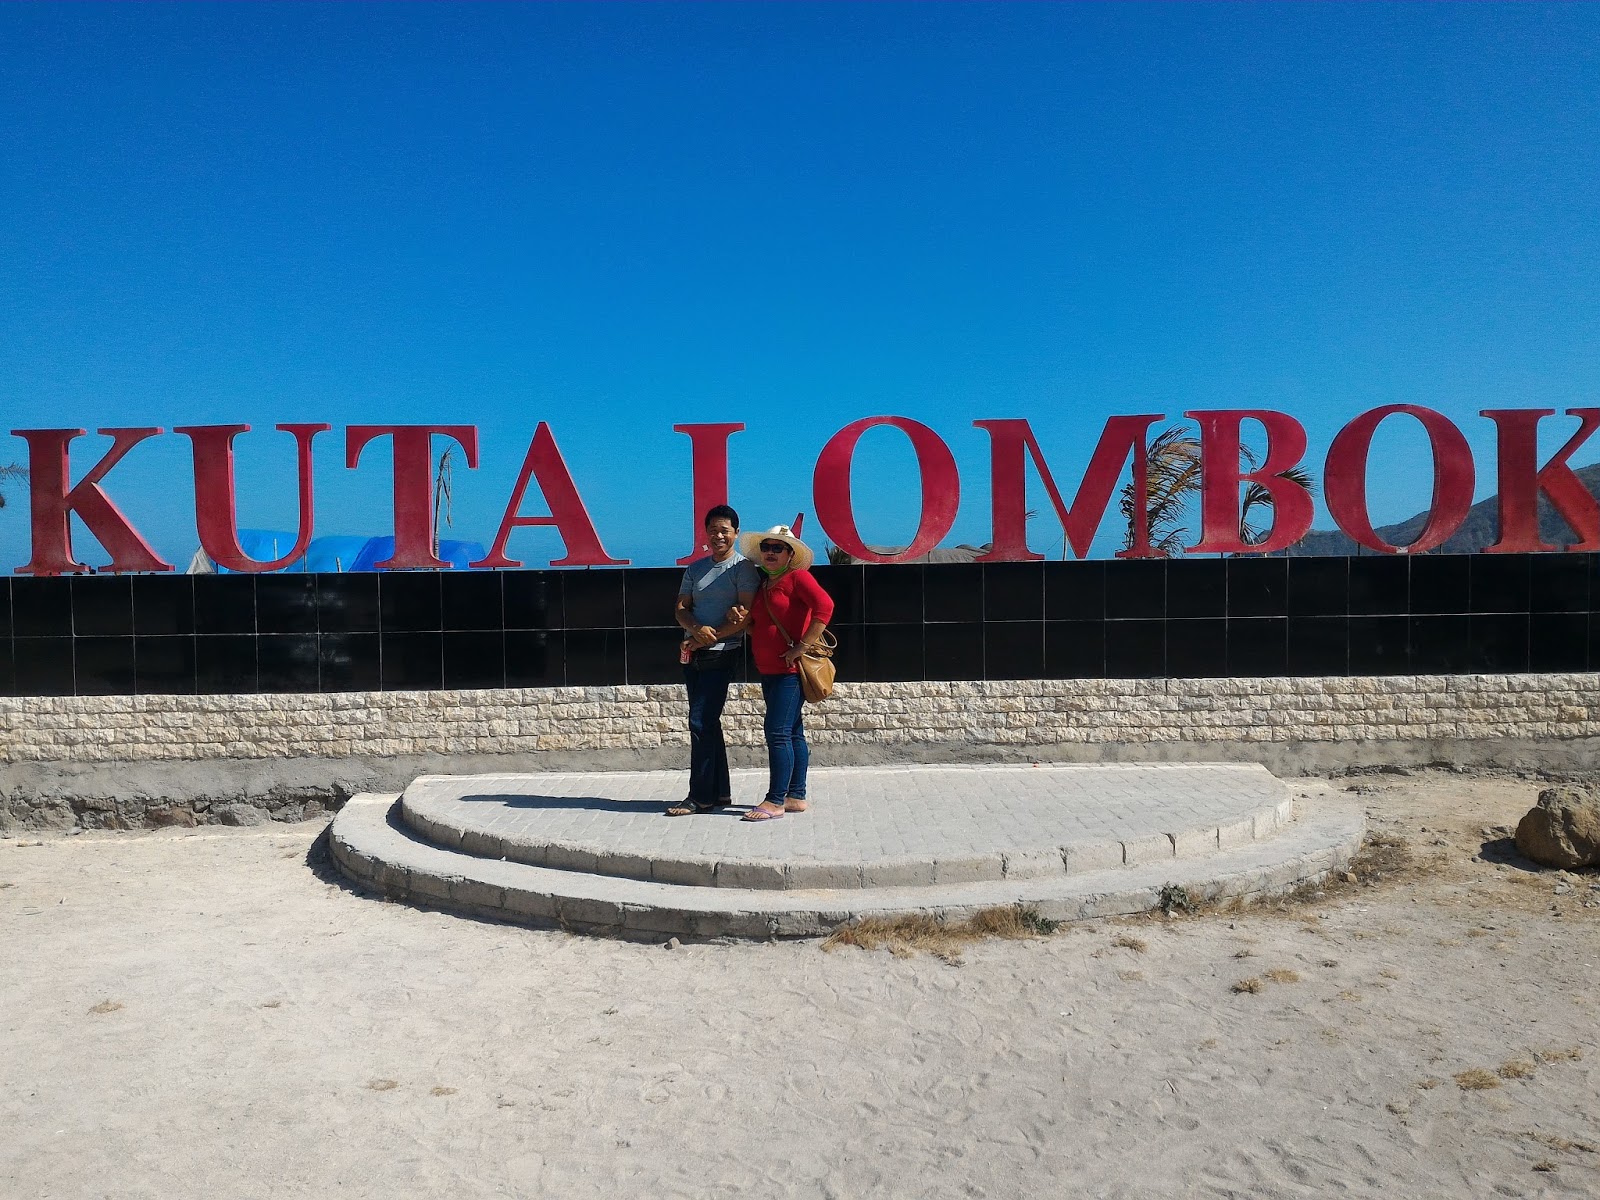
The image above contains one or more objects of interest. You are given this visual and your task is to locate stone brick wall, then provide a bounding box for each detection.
[2,673,1596,765]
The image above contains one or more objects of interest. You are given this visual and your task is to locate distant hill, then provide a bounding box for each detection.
[1285,462,1600,555]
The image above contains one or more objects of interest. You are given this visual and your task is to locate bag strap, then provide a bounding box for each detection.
[760,586,797,647]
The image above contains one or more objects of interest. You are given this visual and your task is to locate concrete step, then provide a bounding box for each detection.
[328,786,1366,940]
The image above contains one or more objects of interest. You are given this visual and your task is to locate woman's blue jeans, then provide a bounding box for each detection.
[760,673,808,805]
[683,664,732,804]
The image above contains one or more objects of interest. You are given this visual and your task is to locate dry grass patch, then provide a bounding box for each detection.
[1117,969,1145,982]
[1525,1132,1598,1155]
[1417,1078,1442,1090]
[366,1079,399,1092]
[1454,1068,1501,1091]
[429,1086,458,1097]
[1111,934,1147,953]
[87,1000,122,1015]
[1231,977,1263,994]
[1535,1046,1584,1063]
[1264,968,1301,984]
[1498,1059,1537,1080]
[823,906,1050,962]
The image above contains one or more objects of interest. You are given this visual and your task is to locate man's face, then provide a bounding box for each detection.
[706,518,737,558]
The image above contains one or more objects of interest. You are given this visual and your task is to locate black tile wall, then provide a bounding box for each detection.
[0,554,1591,695]
[1166,560,1226,619]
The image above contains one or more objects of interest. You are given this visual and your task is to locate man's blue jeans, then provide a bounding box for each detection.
[683,664,732,804]
[760,673,808,805]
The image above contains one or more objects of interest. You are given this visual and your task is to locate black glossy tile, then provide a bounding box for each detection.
[441,571,505,631]
[859,624,924,682]
[983,621,1042,680]
[923,565,982,623]
[379,573,441,632]
[925,623,984,681]
[381,632,443,690]
[1409,555,1469,615]
[1287,617,1349,677]
[258,634,321,692]
[505,630,564,687]
[1165,560,1226,619]
[196,635,258,694]
[625,627,684,685]
[1409,615,1473,674]
[1347,556,1409,616]
[1530,613,1588,672]
[1227,618,1287,676]
[256,575,318,634]
[0,578,9,639]
[1348,616,1410,675]
[71,576,133,636]
[194,574,256,635]
[14,637,73,695]
[1045,621,1104,678]
[1467,614,1529,673]
[1165,619,1227,677]
[74,636,135,695]
[863,565,923,624]
[562,572,625,629]
[984,562,1043,622]
[444,630,506,689]
[503,571,563,630]
[319,633,381,692]
[1469,555,1530,614]
[134,635,196,694]
[1227,558,1287,618]
[1104,559,1165,621]
[1045,561,1104,621]
[1287,557,1349,617]
[1531,553,1588,612]
[564,629,625,685]
[824,624,861,686]
[0,639,13,696]
[623,569,682,630]
[1105,619,1164,677]
[132,574,195,635]
[12,577,72,636]
[810,565,863,626]
[316,574,380,633]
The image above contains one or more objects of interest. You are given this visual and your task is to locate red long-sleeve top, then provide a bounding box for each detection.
[750,570,835,676]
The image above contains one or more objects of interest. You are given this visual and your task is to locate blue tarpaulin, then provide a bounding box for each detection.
[209,531,487,573]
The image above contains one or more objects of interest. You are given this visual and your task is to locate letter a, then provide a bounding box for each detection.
[472,423,628,567]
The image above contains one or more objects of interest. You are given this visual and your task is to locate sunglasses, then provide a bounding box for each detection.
[759,541,790,554]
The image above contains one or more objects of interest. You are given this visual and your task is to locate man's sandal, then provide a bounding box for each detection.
[665,799,731,817]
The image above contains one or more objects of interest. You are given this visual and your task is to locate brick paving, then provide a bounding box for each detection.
[401,763,1290,888]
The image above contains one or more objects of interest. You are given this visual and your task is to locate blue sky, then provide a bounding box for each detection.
[2,3,1597,569]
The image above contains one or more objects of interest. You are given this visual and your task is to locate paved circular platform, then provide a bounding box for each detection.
[399,764,1293,890]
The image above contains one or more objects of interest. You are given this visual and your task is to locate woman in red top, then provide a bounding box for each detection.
[737,523,834,822]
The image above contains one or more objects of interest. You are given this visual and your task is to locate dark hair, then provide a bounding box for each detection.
[703,504,739,530]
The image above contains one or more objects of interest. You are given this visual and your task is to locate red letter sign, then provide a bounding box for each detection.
[1480,408,1600,553]
[1324,405,1475,553]
[11,427,172,575]
[472,422,628,567]
[1185,410,1314,555]
[175,423,330,572]
[974,416,1165,561]
[812,417,959,564]
[673,422,745,564]
[345,425,479,569]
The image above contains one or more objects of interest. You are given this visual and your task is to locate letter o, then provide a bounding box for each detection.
[812,417,960,564]
[1324,405,1475,554]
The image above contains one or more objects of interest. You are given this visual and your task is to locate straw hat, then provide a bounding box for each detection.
[739,523,814,572]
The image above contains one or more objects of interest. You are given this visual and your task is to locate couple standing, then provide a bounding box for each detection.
[669,505,834,822]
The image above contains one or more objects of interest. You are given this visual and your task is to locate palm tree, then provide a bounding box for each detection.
[1119,426,1316,555]
[0,463,26,509]
[1120,426,1203,556]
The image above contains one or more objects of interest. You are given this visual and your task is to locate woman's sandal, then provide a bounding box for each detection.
[740,802,785,822]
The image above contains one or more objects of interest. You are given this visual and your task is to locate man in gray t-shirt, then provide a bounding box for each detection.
[668,505,759,816]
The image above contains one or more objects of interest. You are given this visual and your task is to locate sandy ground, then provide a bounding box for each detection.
[2,769,1598,1199]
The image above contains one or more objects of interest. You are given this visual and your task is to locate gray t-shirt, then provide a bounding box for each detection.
[678,553,760,650]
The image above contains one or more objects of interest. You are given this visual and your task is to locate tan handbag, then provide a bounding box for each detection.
[761,590,838,703]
